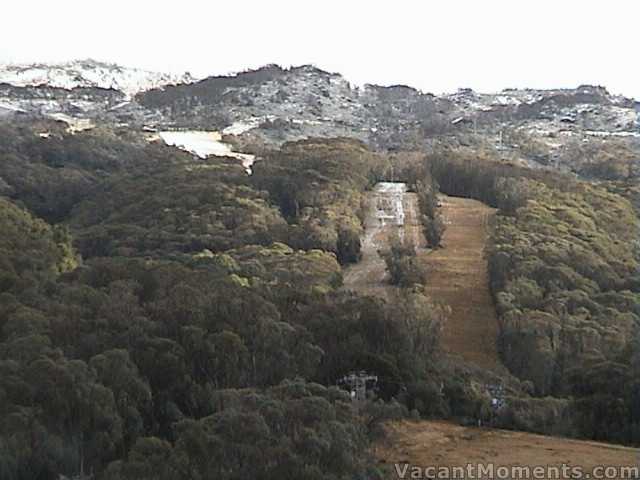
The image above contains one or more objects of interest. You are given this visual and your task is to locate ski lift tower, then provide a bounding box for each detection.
[339,371,379,402]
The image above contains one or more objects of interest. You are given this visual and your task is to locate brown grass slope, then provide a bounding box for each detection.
[422,195,505,373]
[375,420,639,479]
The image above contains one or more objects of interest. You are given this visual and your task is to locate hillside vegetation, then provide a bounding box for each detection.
[0,117,639,478]
[425,147,640,443]
[0,128,450,479]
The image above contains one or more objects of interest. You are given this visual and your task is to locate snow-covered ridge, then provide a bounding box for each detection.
[0,59,194,97]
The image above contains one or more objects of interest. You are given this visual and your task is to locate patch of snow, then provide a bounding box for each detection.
[157,131,255,173]
[69,100,99,111]
[375,182,406,227]
[585,130,640,138]
[109,101,131,111]
[222,116,272,135]
[361,182,408,249]
[48,113,95,133]
[0,101,26,113]
[492,95,521,106]
[291,118,324,126]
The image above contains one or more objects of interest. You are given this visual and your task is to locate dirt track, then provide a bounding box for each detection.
[375,420,639,479]
[343,183,424,299]
[422,196,504,373]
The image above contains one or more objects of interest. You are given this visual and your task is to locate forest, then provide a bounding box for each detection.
[1,121,639,478]
[0,124,451,479]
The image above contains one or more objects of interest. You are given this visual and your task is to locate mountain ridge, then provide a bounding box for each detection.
[0,58,195,96]
[0,60,638,176]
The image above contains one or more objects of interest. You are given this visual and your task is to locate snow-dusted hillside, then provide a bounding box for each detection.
[0,59,194,97]
[0,60,637,176]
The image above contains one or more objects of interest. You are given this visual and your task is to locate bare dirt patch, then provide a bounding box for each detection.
[421,196,504,373]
